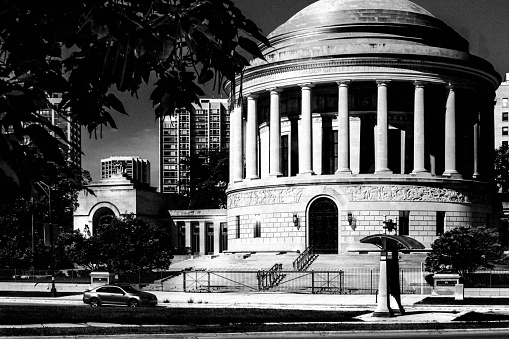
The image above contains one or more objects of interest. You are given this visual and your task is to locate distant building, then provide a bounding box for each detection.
[495,73,509,148]
[36,95,82,166]
[100,156,150,185]
[159,98,229,194]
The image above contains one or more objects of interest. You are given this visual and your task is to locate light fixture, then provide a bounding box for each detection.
[347,211,353,225]
[293,213,299,229]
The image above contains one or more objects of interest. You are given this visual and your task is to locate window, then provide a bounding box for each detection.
[399,211,410,235]
[254,216,261,238]
[503,98,509,108]
[436,211,445,235]
[503,112,509,122]
[236,216,240,238]
[503,141,508,147]
[503,127,508,136]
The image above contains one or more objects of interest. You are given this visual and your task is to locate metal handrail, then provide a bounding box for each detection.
[258,263,284,290]
[293,245,316,271]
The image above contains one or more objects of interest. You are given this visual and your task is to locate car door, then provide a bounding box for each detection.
[108,286,127,304]
[96,287,115,304]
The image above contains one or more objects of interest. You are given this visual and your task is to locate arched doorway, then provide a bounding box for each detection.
[92,207,115,235]
[309,197,338,254]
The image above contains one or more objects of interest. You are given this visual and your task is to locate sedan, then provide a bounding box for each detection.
[83,284,158,307]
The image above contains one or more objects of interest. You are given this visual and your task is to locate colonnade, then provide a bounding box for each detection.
[230,80,486,183]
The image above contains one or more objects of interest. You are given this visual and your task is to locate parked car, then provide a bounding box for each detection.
[83,284,158,307]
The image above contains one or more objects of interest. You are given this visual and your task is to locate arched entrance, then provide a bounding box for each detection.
[309,197,338,254]
[92,207,115,235]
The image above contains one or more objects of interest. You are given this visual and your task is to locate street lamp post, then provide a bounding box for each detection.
[37,182,57,298]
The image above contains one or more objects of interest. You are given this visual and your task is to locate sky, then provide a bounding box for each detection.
[81,0,509,187]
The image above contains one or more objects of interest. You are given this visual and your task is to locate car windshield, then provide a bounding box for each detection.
[120,285,140,293]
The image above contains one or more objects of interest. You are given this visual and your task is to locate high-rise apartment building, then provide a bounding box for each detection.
[37,95,82,166]
[101,156,150,185]
[159,98,229,194]
[495,73,509,148]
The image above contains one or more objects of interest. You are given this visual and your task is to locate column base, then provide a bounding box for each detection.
[374,169,393,175]
[411,168,427,174]
[442,170,462,178]
[297,171,315,176]
[269,172,284,177]
[244,176,260,181]
[335,168,352,176]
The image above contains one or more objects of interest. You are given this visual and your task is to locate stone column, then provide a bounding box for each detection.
[199,221,206,255]
[299,84,314,175]
[232,103,244,182]
[443,85,459,176]
[336,81,352,174]
[270,89,283,177]
[473,113,480,178]
[350,117,361,174]
[375,81,391,174]
[246,95,259,180]
[412,81,427,173]
[312,115,324,175]
[213,221,221,255]
[184,221,191,249]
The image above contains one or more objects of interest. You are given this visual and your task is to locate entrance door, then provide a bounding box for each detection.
[309,197,338,254]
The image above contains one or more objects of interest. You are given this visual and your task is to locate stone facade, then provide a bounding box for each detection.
[226,0,501,254]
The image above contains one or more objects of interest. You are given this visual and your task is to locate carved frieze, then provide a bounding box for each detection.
[345,185,489,204]
[228,188,304,208]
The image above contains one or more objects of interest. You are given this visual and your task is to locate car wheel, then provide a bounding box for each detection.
[128,299,139,307]
[90,298,100,307]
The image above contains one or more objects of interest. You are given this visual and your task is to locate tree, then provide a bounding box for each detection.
[425,226,503,276]
[494,143,509,193]
[0,158,91,268]
[177,148,229,209]
[65,214,173,273]
[0,0,269,199]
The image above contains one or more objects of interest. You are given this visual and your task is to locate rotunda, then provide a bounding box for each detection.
[226,0,501,254]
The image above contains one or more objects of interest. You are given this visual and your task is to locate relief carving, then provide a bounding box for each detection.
[228,188,303,208]
[345,185,488,204]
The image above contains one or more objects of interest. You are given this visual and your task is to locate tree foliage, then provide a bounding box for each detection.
[0,0,269,199]
[425,226,503,276]
[177,148,228,209]
[494,143,509,193]
[65,214,173,273]
[0,159,91,268]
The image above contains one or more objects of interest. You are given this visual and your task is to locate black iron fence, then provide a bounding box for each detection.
[3,268,509,293]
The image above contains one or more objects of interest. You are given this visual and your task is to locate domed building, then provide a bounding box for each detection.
[226,0,501,254]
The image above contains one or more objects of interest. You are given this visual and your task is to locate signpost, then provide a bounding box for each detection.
[359,216,426,317]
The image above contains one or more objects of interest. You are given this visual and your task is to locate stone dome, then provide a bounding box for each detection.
[259,0,469,64]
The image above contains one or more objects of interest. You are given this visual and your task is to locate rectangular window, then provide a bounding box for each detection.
[503,112,509,122]
[436,211,445,235]
[503,141,508,147]
[399,211,410,235]
[503,98,509,108]
[254,216,261,238]
[503,127,508,136]
[236,216,240,239]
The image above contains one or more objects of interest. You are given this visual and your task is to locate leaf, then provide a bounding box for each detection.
[106,93,128,115]
[238,36,265,60]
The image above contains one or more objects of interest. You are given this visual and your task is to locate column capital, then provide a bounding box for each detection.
[336,80,351,87]
[446,83,457,90]
[414,81,427,88]
[247,93,259,99]
[268,87,283,94]
[376,80,391,86]
[299,83,315,89]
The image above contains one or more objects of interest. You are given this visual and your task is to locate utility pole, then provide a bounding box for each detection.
[38,182,57,298]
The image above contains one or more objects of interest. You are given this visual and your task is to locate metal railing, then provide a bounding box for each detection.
[165,267,427,294]
[293,245,317,271]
